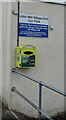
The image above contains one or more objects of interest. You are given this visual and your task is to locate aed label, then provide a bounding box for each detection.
[19,14,48,38]
[22,55,35,67]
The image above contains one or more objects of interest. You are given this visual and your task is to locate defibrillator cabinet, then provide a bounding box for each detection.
[16,45,37,68]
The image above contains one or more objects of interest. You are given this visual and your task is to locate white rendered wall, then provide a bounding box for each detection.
[2,1,64,118]
[0,2,2,99]
[2,2,12,106]
[0,2,2,120]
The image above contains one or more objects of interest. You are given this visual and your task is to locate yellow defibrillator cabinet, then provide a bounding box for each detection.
[16,45,37,68]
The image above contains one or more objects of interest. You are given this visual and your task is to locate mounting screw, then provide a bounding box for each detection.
[49,26,54,30]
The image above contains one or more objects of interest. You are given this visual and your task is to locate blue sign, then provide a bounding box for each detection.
[19,14,48,38]
[19,23,48,38]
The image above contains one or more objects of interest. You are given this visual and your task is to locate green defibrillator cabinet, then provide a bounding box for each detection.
[16,45,37,68]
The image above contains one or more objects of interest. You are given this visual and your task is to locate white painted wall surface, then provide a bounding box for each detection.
[2,2,12,106]
[2,1,64,118]
[64,5,66,112]
[0,2,2,99]
[0,3,2,119]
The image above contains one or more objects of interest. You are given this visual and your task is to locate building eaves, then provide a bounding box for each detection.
[38,0,66,6]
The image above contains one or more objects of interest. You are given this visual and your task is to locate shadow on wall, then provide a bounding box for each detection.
[13,111,66,120]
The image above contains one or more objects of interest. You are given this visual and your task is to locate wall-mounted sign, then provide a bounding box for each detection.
[19,14,48,38]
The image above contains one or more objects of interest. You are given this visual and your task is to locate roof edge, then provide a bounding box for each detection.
[39,0,66,6]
